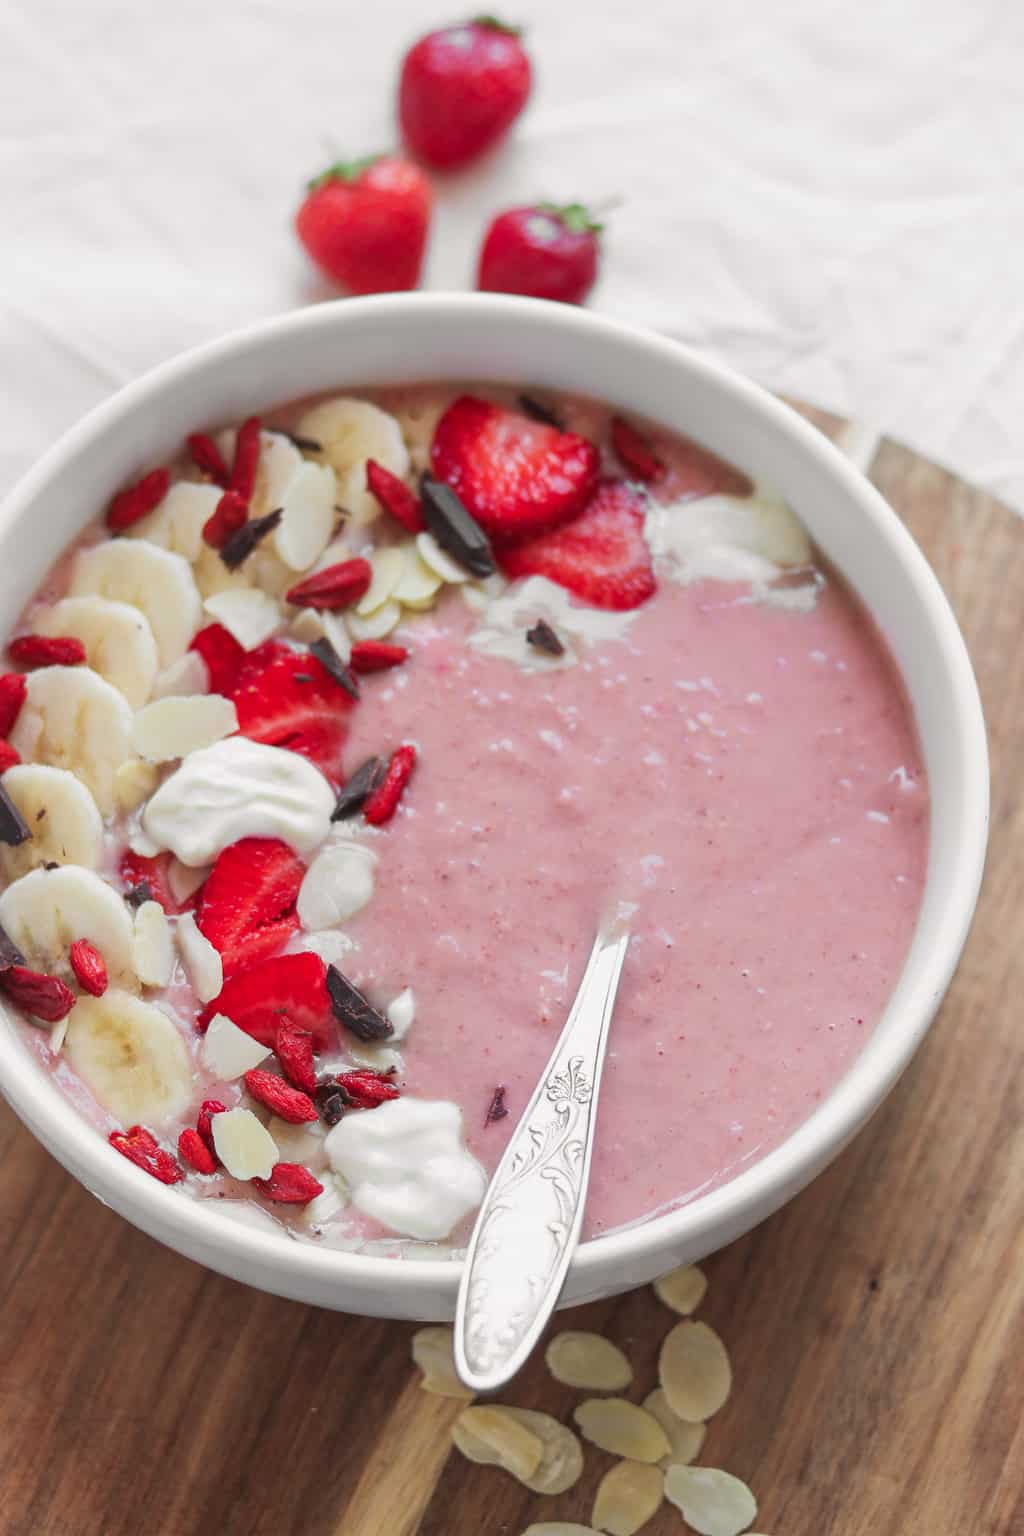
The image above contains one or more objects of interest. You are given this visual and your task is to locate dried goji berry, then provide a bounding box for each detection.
[0,741,20,774]
[275,1018,318,1095]
[230,415,262,501]
[365,459,424,532]
[107,467,171,532]
[202,490,249,550]
[197,1098,228,1153]
[109,1125,184,1184]
[252,1162,324,1204]
[0,674,25,737]
[284,557,373,611]
[610,416,666,483]
[244,1068,318,1124]
[69,939,108,997]
[186,431,230,486]
[363,743,417,826]
[8,635,86,668]
[1,964,75,1022]
[178,1126,217,1175]
[350,640,409,674]
[333,1068,401,1109]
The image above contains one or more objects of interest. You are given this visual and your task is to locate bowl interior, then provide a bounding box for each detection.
[0,297,987,1317]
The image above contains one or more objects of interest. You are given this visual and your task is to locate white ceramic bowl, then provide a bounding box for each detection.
[0,296,987,1319]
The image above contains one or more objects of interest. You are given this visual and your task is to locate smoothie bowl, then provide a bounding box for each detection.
[0,296,986,1319]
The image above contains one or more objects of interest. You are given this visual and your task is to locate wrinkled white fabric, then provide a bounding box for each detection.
[3,0,1023,507]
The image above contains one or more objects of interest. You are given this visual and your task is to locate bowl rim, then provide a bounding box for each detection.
[0,293,989,1305]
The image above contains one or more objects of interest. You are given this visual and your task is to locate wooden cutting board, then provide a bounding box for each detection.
[1,404,1021,1536]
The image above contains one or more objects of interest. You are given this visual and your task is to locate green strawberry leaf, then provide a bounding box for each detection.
[471,14,523,34]
[307,154,382,192]
[538,202,604,236]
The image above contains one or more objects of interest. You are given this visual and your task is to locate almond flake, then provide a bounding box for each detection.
[204,588,282,649]
[296,840,376,931]
[274,460,336,571]
[592,1459,665,1536]
[347,601,401,641]
[416,530,471,584]
[489,1407,583,1495]
[301,1171,349,1228]
[659,1321,732,1422]
[453,1406,544,1482]
[210,1106,278,1180]
[266,1114,325,1168]
[201,1011,271,1078]
[114,758,159,813]
[653,1263,708,1315]
[321,610,351,663]
[546,1331,633,1391]
[356,547,406,615]
[49,1016,69,1053]
[663,1466,757,1536]
[643,1388,706,1468]
[290,608,327,645]
[175,912,223,1004]
[386,986,415,1040]
[132,900,174,987]
[133,693,238,763]
[411,1325,475,1400]
[392,544,444,607]
[573,1400,671,1464]
[152,650,209,700]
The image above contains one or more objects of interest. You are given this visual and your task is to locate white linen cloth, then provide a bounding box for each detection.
[3,0,1024,507]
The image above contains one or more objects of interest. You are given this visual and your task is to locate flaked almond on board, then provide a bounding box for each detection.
[411,1325,474,1400]
[545,1331,633,1391]
[592,1458,664,1535]
[652,1262,708,1315]
[659,1319,732,1422]
[664,1465,758,1536]
[573,1399,671,1463]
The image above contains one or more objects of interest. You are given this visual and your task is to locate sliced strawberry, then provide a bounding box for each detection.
[498,479,657,612]
[189,623,247,695]
[118,850,191,914]
[196,838,304,976]
[431,395,599,538]
[196,951,334,1051]
[228,640,355,778]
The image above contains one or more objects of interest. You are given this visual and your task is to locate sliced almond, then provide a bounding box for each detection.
[132,693,238,763]
[653,1263,708,1316]
[267,1114,326,1168]
[302,1171,348,1228]
[546,1331,633,1391]
[453,1406,544,1482]
[411,1325,475,1400]
[573,1400,671,1464]
[49,1016,69,1053]
[132,900,174,987]
[642,1388,705,1468]
[204,588,282,649]
[290,608,327,645]
[416,530,471,584]
[386,986,415,1040]
[659,1321,732,1422]
[275,460,336,571]
[592,1460,664,1536]
[663,1466,757,1536]
[453,1406,581,1493]
[356,547,406,615]
[296,840,376,931]
[201,1011,271,1079]
[176,912,223,1004]
[114,758,159,813]
[392,543,444,607]
[210,1106,278,1180]
[321,610,351,663]
[152,650,209,700]
[347,601,401,641]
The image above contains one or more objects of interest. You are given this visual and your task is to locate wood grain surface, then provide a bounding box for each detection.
[1,407,1021,1536]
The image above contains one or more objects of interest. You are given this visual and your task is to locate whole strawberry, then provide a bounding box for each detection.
[295,154,432,294]
[399,17,531,169]
[478,203,601,304]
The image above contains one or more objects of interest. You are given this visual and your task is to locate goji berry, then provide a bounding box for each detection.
[363,744,417,826]
[0,741,20,774]
[610,416,665,483]
[333,1068,401,1109]
[109,1125,184,1184]
[284,557,373,611]
[244,1068,318,1124]
[8,635,86,668]
[1,964,75,1022]
[230,416,262,501]
[0,675,25,737]
[106,467,170,532]
[202,490,249,550]
[197,1098,228,1153]
[186,431,230,486]
[178,1126,217,1175]
[350,640,409,674]
[365,459,424,532]
[69,939,107,997]
[252,1162,324,1204]
[275,1018,318,1095]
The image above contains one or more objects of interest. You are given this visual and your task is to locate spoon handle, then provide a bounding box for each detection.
[454,928,630,1394]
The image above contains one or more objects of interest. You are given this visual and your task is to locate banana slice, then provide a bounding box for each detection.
[10,666,134,816]
[31,595,159,708]
[295,398,409,526]
[0,764,104,880]
[70,538,202,667]
[0,865,136,989]
[393,396,446,476]
[127,481,222,562]
[64,989,192,1126]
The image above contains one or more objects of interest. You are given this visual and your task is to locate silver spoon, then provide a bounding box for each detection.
[454,927,630,1394]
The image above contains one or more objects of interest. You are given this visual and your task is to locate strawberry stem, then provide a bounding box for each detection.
[538,202,603,236]
[471,14,523,34]
[307,154,382,192]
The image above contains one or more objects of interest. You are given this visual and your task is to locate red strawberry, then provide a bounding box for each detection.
[399,18,531,169]
[365,460,424,532]
[478,203,600,305]
[119,850,190,913]
[228,640,355,778]
[197,951,334,1051]
[295,155,431,295]
[498,479,656,611]
[196,837,304,976]
[431,395,599,538]
[189,623,247,695]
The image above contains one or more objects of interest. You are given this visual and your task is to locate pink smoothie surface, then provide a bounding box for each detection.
[341,578,928,1240]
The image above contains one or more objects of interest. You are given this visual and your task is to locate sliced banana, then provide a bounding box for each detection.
[0,764,104,880]
[127,481,222,561]
[70,538,202,667]
[64,989,192,1126]
[31,595,159,708]
[393,396,446,475]
[295,398,409,526]
[10,666,134,817]
[0,865,136,989]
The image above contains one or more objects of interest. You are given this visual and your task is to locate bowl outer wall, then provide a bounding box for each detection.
[0,296,988,1319]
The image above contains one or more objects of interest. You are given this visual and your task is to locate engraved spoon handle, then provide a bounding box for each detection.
[454,928,630,1394]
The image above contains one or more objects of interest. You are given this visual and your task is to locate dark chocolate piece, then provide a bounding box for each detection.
[526,619,565,657]
[321,1092,345,1126]
[517,394,565,430]
[420,473,496,579]
[284,432,323,454]
[326,966,394,1042]
[0,922,25,971]
[219,507,283,570]
[0,783,30,847]
[124,881,153,909]
[310,637,360,700]
[331,756,388,820]
[485,1084,509,1125]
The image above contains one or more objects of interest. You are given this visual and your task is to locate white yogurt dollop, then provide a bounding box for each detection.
[645,487,813,590]
[469,574,636,671]
[142,736,335,865]
[325,1097,486,1241]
